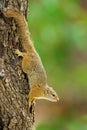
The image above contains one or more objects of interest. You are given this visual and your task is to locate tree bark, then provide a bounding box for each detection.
[0,0,34,130]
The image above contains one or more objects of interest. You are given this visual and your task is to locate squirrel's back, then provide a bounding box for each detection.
[4,9,48,87]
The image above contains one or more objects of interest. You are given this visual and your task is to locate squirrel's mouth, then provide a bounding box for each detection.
[43,96,59,102]
[35,96,59,102]
[50,96,59,102]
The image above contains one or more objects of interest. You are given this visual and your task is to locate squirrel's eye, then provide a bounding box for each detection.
[52,93,55,97]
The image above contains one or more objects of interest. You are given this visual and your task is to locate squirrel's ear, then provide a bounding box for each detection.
[46,84,52,90]
[44,84,48,95]
[45,84,51,94]
[45,84,50,88]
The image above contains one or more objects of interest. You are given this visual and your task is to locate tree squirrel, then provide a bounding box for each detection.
[3,9,59,107]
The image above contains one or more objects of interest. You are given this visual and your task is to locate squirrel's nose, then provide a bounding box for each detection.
[57,96,59,101]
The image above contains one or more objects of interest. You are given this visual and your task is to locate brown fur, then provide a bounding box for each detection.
[3,9,59,107]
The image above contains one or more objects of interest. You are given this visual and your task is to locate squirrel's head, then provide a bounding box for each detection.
[44,85,59,102]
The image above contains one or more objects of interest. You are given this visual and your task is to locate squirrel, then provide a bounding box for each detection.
[3,9,59,107]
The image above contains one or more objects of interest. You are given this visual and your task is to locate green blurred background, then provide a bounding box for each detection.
[28,0,87,130]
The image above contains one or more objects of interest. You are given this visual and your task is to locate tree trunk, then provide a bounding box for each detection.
[0,0,34,130]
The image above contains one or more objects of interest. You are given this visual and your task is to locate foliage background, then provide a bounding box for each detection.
[28,0,87,130]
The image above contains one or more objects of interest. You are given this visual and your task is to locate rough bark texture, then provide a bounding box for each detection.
[0,0,34,130]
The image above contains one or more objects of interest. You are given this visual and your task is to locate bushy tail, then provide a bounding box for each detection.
[3,9,35,53]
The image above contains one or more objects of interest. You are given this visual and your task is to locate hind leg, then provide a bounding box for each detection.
[15,49,30,74]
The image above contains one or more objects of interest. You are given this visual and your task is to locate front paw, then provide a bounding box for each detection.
[15,49,22,57]
[15,49,19,54]
[29,101,36,113]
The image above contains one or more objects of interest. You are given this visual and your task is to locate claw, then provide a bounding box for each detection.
[29,101,36,113]
[15,49,20,55]
[15,49,24,57]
